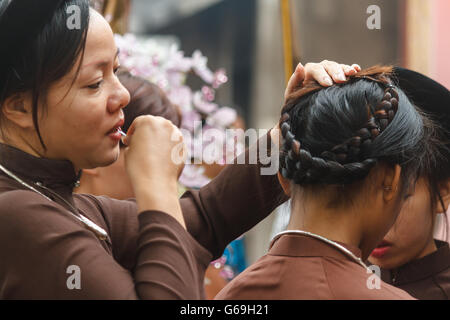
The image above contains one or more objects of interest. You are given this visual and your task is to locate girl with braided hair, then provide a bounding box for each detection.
[216,66,438,300]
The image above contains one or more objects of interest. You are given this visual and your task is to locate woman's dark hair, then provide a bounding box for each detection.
[0,0,90,150]
[279,66,436,206]
[117,69,182,147]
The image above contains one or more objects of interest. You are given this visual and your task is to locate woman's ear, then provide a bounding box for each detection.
[2,93,34,129]
[277,171,291,197]
[381,164,402,202]
[437,179,450,213]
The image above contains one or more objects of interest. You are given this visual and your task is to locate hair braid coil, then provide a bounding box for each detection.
[279,83,400,185]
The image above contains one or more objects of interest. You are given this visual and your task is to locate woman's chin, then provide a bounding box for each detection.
[367,251,399,270]
[93,146,120,168]
[104,150,120,166]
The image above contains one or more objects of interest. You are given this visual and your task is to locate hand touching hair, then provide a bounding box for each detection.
[279,66,435,192]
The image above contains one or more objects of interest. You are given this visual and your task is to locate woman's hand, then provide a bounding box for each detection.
[123,115,186,228]
[284,60,361,99]
[272,61,361,147]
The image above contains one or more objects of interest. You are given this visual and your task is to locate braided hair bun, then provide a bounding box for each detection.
[279,66,432,187]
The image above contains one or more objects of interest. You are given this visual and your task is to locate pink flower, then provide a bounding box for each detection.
[180,109,201,132]
[166,45,192,72]
[193,92,218,114]
[206,107,237,128]
[220,266,235,280]
[191,50,215,84]
[167,86,193,110]
[213,68,228,89]
[178,165,211,189]
[114,33,243,188]
[202,86,215,102]
[210,256,227,268]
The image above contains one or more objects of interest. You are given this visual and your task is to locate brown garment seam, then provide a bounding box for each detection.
[76,194,113,247]
[431,274,449,299]
[320,259,337,299]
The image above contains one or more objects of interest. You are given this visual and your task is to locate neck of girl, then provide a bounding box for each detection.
[287,196,364,251]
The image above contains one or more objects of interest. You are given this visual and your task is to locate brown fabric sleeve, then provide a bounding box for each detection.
[135,211,211,299]
[181,132,288,259]
[77,194,141,271]
[0,190,210,299]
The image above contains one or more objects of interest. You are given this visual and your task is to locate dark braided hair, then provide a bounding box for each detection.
[279,66,434,195]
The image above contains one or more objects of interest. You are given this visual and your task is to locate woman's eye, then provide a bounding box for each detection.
[88,80,103,90]
[113,65,121,74]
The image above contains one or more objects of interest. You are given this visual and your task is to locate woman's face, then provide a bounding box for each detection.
[368,177,437,269]
[36,10,130,170]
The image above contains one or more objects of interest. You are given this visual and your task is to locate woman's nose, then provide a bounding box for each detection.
[107,80,130,113]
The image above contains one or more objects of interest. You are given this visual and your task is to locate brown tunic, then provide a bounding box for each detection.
[215,233,414,300]
[0,133,286,299]
[380,240,450,300]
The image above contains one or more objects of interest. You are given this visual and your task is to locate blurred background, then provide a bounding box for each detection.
[92,0,450,275]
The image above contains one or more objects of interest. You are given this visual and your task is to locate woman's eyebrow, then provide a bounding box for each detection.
[81,49,120,70]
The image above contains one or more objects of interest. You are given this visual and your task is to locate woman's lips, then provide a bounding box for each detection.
[108,127,123,141]
[106,118,125,141]
[370,240,392,259]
